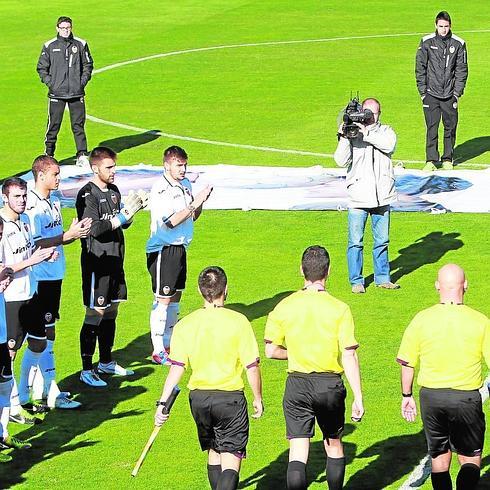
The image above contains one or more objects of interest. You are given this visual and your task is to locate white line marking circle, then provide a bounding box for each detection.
[89,31,490,167]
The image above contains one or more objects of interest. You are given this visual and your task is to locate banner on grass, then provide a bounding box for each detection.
[21,164,490,213]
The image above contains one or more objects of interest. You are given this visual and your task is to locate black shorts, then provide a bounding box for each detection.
[189,390,249,457]
[283,372,346,440]
[0,342,12,379]
[147,245,187,298]
[81,254,127,309]
[37,280,62,327]
[5,294,46,350]
[420,387,485,458]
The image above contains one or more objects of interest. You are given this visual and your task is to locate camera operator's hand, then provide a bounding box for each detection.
[337,123,347,139]
[353,122,369,138]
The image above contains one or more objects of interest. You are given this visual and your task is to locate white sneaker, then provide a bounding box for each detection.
[80,370,107,387]
[97,361,134,376]
[76,154,90,168]
[54,395,82,409]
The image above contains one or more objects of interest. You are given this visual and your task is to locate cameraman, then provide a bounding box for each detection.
[334,98,399,294]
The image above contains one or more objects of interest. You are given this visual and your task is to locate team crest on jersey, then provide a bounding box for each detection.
[163,286,171,295]
[72,45,78,53]
[449,45,455,54]
[23,223,29,233]
[45,312,53,323]
[97,296,105,306]
[8,339,16,349]
[111,194,117,204]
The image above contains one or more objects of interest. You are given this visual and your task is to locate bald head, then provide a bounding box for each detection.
[362,98,381,124]
[436,264,467,302]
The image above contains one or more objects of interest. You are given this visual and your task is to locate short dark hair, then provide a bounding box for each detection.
[57,16,72,26]
[164,146,188,162]
[301,246,330,282]
[198,266,227,302]
[2,177,27,196]
[90,146,117,166]
[32,155,59,180]
[435,11,451,24]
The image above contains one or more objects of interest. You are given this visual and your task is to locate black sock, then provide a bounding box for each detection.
[431,471,452,490]
[98,319,116,364]
[287,460,307,490]
[207,464,222,489]
[80,323,98,370]
[326,457,346,490]
[217,469,239,490]
[456,463,480,490]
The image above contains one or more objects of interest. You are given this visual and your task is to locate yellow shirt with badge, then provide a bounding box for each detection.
[169,306,260,391]
[264,289,358,374]
[397,304,490,390]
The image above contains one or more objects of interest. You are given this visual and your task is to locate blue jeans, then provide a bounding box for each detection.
[347,206,391,286]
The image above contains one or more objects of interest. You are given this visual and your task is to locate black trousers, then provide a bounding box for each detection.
[422,94,458,163]
[44,96,87,156]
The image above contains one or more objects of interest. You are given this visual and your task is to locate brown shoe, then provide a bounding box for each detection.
[351,284,366,294]
[376,282,400,290]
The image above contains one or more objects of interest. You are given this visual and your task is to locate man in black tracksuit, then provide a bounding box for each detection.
[415,11,468,171]
[37,16,93,166]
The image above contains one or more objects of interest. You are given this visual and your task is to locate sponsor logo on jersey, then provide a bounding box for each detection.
[12,242,33,255]
[44,218,62,229]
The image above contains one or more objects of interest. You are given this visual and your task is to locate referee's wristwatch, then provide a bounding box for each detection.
[402,392,413,397]
[156,400,168,408]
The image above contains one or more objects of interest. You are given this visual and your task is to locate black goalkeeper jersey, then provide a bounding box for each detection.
[76,181,126,260]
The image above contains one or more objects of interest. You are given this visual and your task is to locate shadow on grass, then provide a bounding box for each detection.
[454,136,490,165]
[239,424,357,489]
[344,430,427,489]
[58,130,161,166]
[365,231,463,288]
[0,331,153,487]
[227,291,294,322]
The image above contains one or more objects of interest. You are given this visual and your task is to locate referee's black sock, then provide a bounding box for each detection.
[98,319,116,364]
[287,460,307,490]
[326,456,346,490]
[456,463,480,490]
[80,323,98,371]
[216,469,239,490]
[207,464,221,489]
[431,471,452,490]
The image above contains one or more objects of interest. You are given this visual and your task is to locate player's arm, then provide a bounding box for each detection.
[342,348,364,421]
[0,266,13,293]
[80,42,94,88]
[166,185,213,228]
[34,217,93,248]
[415,39,428,98]
[36,44,51,86]
[8,246,57,273]
[264,342,288,360]
[154,365,185,426]
[453,42,468,98]
[246,365,264,419]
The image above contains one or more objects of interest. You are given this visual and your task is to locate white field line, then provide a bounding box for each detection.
[88,31,490,167]
[399,375,490,489]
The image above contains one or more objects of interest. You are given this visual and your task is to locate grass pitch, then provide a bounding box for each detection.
[0,1,489,488]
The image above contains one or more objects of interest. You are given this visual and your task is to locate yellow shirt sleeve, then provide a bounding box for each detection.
[264,306,286,347]
[338,305,358,350]
[397,318,420,368]
[239,319,260,368]
[168,320,189,368]
[482,316,490,369]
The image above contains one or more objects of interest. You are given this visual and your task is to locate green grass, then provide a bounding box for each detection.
[0,1,489,488]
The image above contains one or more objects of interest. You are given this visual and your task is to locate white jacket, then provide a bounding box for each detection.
[334,122,397,208]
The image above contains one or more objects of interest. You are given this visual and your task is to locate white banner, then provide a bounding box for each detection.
[20,164,490,213]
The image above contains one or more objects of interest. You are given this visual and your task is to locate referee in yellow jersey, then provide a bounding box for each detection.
[265,246,364,490]
[397,264,490,490]
[154,266,263,490]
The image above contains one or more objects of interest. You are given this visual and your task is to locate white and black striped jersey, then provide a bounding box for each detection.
[146,174,194,253]
[0,213,37,302]
[26,189,66,281]
[76,181,126,260]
